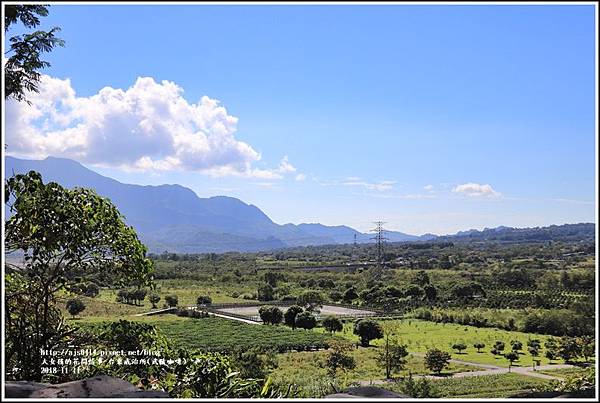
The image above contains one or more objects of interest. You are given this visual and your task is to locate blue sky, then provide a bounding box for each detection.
[4,4,596,234]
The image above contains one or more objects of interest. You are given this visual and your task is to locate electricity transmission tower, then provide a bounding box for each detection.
[371,221,388,267]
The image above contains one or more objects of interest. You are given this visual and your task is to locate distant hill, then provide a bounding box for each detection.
[5,156,432,253]
[439,223,595,243]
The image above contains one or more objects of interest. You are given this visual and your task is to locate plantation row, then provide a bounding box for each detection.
[78,316,343,353]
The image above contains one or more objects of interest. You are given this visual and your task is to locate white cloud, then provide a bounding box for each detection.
[341,178,396,192]
[424,184,434,191]
[5,75,295,179]
[452,182,501,198]
[295,173,306,181]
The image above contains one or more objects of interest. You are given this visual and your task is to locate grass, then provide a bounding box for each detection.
[537,366,592,379]
[316,319,564,367]
[271,347,480,388]
[383,373,552,398]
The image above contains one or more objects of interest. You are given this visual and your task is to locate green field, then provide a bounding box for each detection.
[537,366,592,379]
[271,347,480,394]
[79,315,340,353]
[384,373,552,398]
[316,319,562,367]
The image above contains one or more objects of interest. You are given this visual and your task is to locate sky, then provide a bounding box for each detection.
[3,3,597,235]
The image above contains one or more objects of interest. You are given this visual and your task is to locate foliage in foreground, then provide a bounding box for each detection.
[78,320,296,398]
[4,171,153,381]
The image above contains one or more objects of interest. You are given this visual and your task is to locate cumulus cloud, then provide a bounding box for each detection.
[452,182,501,198]
[295,173,306,181]
[424,184,434,191]
[5,75,295,179]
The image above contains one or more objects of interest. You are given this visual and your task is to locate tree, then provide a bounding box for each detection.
[257,283,274,301]
[263,271,284,287]
[4,5,65,103]
[473,342,485,353]
[149,293,161,309]
[403,284,425,301]
[510,340,523,354]
[504,351,519,371]
[322,316,343,334]
[423,284,438,301]
[295,311,317,330]
[296,290,324,312]
[527,339,542,350]
[328,291,343,302]
[5,171,153,381]
[413,270,430,286]
[400,374,439,398]
[65,299,85,318]
[578,336,594,363]
[283,305,303,329]
[197,295,212,306]
[84,282,100,297]
[558,337,581,363]
[452,343,467,354]
[528,346,540,370]
[377,328,409,379]
[424,348,451,375]
[494,341,506,353]
[230,347,278,379]
[258,305,283,325]
[325,341,356,378]
[342,287,359,303]
[132,288,147,305]
[353,319,383,347]
[165,295,179,308]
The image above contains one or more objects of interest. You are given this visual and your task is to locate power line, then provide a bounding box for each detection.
[371,221,388,267]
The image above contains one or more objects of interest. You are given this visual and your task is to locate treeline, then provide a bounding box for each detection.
[413,304,594,337]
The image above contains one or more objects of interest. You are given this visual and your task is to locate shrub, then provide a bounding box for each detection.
[353,319,383,347]
[424,348,451,374]
[473,342,485,353]
[322,316,343,333]
[84,282,100,297]
[258,305,283,325]
[452,342,467,354]
[197,295,212,305]
[284,305,303,329]
[295,311,317,330]
[165,294,178,307]
[66,298,86,318]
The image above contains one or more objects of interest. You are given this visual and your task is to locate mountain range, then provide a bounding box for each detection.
[5,156,435,253]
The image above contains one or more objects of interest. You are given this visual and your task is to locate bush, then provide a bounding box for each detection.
[149,293,161,308]
[197,295,212,305]
[295,311,317,330]
[353,319,383,347]
[84,282,100,297]
[259,305,283,325]
[322,316,343,333]
[284,305,304,329]
[452,343,467,354]
[424,348,451,374]
[66,299,86,318]
[165,294,178,307]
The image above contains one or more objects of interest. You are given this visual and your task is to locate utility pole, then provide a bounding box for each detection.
[371,221,387,267]
[353,233,357,247]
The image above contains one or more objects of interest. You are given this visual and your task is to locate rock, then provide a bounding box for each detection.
[27,376,159,398]
[4,381,50,398]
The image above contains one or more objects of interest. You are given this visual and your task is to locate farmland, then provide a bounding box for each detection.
[78,315,341,353]
[53,235,595,398]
